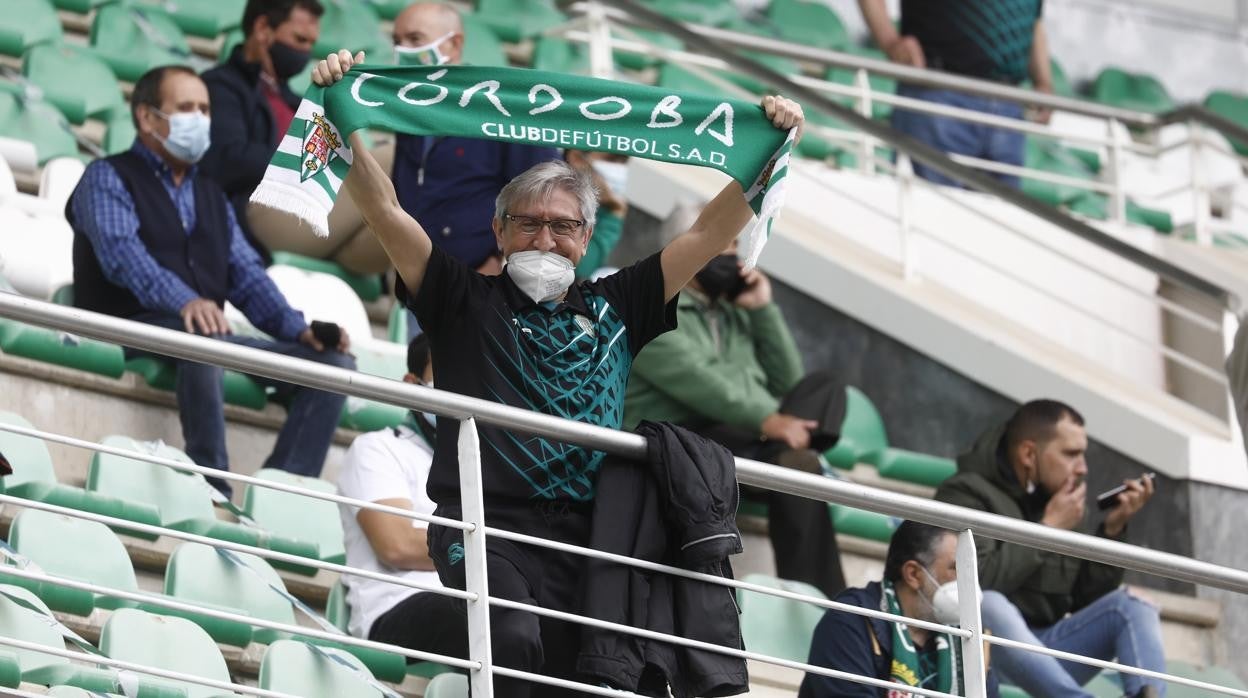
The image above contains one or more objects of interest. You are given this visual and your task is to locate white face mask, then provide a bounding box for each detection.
[920,567,980,626]
[591,160,629,196]
[394,32,455,66]
[154,109,212,164]
[506,250,575,304]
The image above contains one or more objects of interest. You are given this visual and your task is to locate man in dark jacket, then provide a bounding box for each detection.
[936,400,1165,698]
[200,0,323,259]
[801,520,998,697]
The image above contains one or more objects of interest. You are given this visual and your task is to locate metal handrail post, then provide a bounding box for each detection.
[956,530,987,698]
[856,68,874,175]
[1191,120,1213,246]
[1107,119,1127,224]
[898,152,918,281]
[459,418,495,696]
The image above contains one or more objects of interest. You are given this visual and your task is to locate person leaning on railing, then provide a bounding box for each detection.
[799,520,1001,698]
[310,49,805,698]
[936,400,1165,698]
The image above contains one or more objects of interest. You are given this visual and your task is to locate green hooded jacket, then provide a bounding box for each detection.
[934,423,1125,628]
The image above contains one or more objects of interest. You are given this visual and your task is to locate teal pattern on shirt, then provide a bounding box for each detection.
[482,294,631,501]
[949,0,1041,83]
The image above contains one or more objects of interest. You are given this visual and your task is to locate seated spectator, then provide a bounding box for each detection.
[67,66,354,497]
[565,150,629,280]
[338,335,466,660]
[936,400,1164,698]
[201,0,323,261]
[801,520,999,697]
[624,232,845,598]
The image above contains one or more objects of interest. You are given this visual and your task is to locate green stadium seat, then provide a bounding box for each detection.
[1022,137,1099,207]
[103,112,137,155]
[242,469,345,565]
[461,14,507,68]
[724,51,800,95]
[365,0,408,20]
[125,356,269,410]
[0,0,63,58]
[0,584,130,692]
[0,83,80,165]
[613,27,681,71]
[49,0,112,13]
[269,251,383,303]
[22,43,125,125]
[325,578,348,632]
[1203,91,1248,156]
[823,386,888,470]
[794,108,854,163]
[164,542,298,646]
[867,448,957,488]
[86,436,320,562]
[260,640,386,697]
[657,62,728,97]
[424,673,469,698]
[736,574,826,662]
[340,344,407,432]
[312,0,390,65]
[824,47,897,121]
[99,608,234,698]
[766,0,850,52]
[830,503,897,543]
[90,3,194,83]
[532,36,589,75]
[4,508,140,615]
[47,689,134,698]
[0,650,17,688]
[1066,191,1174,234]
[0,317,127,377]
[135,0,246,38]
[475,0,565,43]
[387,301,408,344]
[1090,67,1174,114]
[643,0,740,27]
[0,411,162,530]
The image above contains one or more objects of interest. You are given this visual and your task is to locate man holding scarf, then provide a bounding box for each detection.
[310,49,803,697]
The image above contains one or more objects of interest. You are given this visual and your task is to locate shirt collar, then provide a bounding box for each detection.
[130,140,197,183]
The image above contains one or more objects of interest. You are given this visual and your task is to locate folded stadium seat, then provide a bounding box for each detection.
[339,340,408,432]
[1203,90,1248,156]
[162,542,293,646]
[311,0,391,66]
[0,411,161,529]
[86,436,320,561]
[865,448,956,488]
[475,0,565,43]
[264,264,373,342]
[736,574,827,663]
[613,27,681,71]
[531,36,589,75]
[460,14,507,67]
[89,3,194,84]
[424,673,470,698]
[259,640,389,697]
[39,156,87,211]
[822,386,888,470]
[0,202,76,298]
[98,608,237,698]
[269,251,383,303]
[22,43,125,125]
[364,0,408,20]
[765,0,851,52]
[642,0,741,27]
[1065,190,1174,234]
[125,355,269,410]
[3,508,142,615]
[49,0,113,12]
[386,300,408,343]
[723,50,801,94]
[1021,136,1100,208]
[0,306,128,378]
[0,0,63,58]
[824,46,897,121]
[1090,67,1174,114]
[325,577,451,680]
[0,83,80,164]
[102,112,136,155]
[242,469,345,567]
[829,503,897,543]
[133,0,245,39]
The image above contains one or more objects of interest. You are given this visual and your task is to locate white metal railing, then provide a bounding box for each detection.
[0,297,1247,698]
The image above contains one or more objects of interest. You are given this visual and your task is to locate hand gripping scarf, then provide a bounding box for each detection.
[881,580,965,697]
[249,65,795,269]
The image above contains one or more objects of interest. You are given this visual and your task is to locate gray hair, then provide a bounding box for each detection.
[494,160,599,230]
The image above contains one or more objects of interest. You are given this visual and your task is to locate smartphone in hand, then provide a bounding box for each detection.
[1096,473,1156,511]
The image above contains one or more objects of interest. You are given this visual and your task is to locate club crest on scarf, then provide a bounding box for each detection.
[301,113,342,182]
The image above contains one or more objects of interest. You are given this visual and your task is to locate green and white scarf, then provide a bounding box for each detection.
[881,580,965,697]
[249,65,795,269]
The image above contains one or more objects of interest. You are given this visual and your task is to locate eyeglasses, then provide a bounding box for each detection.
[504,214,585,239]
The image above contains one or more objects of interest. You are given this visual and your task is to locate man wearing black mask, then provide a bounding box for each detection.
[201,0,323,260]
[624,235,847,598]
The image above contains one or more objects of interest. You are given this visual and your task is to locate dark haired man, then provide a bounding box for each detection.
[800,520,997,697]
[936,400,1164,698]
[201,0,324,258]
[67,66,353,498]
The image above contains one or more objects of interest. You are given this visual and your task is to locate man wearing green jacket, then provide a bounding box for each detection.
[936,399,1165,698]
[624,240,845,598]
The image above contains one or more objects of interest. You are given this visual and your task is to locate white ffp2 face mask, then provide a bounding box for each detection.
[506,250,575,303]
[394,32,455,66]
[921,567,980,626]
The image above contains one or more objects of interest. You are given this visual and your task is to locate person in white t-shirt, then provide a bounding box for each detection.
[337,334,466,659]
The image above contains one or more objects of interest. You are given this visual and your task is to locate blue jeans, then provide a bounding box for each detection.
[981,589,1167,697]
[127,312,355,497]
[890,84,1026,189]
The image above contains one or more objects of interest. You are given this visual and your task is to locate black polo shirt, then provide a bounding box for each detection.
[409,245,677,506]
[901,0,1043,84]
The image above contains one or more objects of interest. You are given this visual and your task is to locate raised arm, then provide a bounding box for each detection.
[658,95,803,301]
[312,50,434,291]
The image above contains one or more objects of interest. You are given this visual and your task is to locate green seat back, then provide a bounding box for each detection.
[1022,137,1098,207]
[269,251,382,302]
[23,43,125,124]
[259,640,383,697]
[476,0,565,43]
[1204,91,1248,156]
[326,578,349,632]
[424,673,469,698]
[8,508,139,613]
[0,411,57,493]
[1090,67,1174,114]
[100,608,232,698]
[103,112,137,154]
[0,583,74,676]
[736,573,827,662]
[868,448,957,488]
[1049,58,1074,99]
[125,356,268,410]
[50,0,113,12]
[461,14,507,68]
[613,27,681,71]
[532,37,589,75]
[387,301,408,344]
[824,46,897,121]
[165,542,295,646]
[0,0,62,57]
[832,504,897,543]
[657,62,724,97]
[90,4,192,83]
[724,50,801,95]
[364,0,407,20]
[0,320,127,378]
[135,0,246,38]
[824,387,888,469]
[1066,191,1173,234]
[312,0,389,64]
[243,469,345,563]
[767,0,849,51]
[643,0,740,27]
[87,435,217,528]
[0,84,79,164]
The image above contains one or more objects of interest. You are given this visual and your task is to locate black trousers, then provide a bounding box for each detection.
[368,590,470,663]
[428,502,591,698]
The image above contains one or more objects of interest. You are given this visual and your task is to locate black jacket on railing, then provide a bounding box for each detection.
[578,421,748,698]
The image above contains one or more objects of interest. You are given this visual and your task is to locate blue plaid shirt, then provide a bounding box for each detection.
[70,142,307,341]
